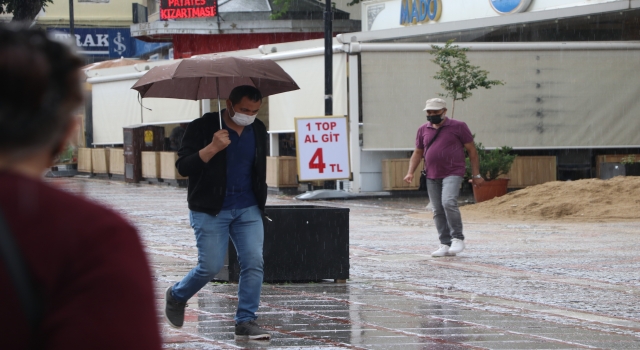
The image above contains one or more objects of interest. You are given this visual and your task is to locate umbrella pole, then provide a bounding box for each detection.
[216,77,222,129]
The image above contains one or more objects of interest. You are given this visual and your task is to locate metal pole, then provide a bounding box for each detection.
[69,0,75,37]
[216,77,222,129]
[140,94,143,124]
[215,0,221,32]
[324,0,335,190]
[324,0,333,116]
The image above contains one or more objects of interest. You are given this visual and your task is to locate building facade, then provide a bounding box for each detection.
[132,0,361,58]
[334,0,640,191]
[87,0,640,191]
[15,1,171,62]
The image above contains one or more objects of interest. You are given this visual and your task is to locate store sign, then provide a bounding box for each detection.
[400,0,442,25]
[295,116,351,181]
[489,0,532,14]
[48,28,131,58]
[160,0,217,20]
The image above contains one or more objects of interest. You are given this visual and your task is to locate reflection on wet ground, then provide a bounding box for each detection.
[65,179,640,349]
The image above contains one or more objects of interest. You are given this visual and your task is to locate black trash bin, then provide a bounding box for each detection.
[122,125,165,183]
[214,205,349,283]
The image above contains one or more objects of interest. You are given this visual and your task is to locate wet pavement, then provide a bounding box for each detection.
[59,178,640,349]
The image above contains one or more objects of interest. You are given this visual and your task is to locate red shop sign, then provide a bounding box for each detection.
[160,0,217,20]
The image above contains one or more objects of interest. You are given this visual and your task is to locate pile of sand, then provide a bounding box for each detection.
[462,176,640,221]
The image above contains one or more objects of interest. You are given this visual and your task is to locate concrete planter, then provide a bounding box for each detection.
[215,205,349,283]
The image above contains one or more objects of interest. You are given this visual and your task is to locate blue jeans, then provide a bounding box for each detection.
[171,205,265,324]
[426,176,465,245]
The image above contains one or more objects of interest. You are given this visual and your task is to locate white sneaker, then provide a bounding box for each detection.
[449,238,465,254]
[432,244,455,257]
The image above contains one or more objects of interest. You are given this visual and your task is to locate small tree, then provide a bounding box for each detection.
[0,0,53,22]
[431,39,504,118]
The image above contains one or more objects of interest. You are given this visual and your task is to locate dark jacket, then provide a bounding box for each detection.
[175,112,268,216]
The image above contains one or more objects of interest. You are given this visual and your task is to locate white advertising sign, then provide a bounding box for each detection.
[364,0,619,32]
[295,116,350,181]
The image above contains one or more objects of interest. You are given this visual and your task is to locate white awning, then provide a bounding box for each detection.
[91,78,142,145]
[89,63,200,145]
[265,49,349,133]
[139,97,200,126]
[359,42,640,150]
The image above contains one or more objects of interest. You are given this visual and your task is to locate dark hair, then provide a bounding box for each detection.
[228,85,262,106]
[0,25,84,156]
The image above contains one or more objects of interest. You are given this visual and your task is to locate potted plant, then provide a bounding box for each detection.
[466,139,517,203]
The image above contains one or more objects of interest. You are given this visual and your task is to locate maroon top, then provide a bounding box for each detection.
[0,172,162,350]
[415,117,474,179]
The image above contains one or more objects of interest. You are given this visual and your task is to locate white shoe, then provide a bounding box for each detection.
[432,244,455,257]
[449,238,465,254]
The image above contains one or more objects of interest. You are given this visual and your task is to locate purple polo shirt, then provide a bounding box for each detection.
[415,117,474,179]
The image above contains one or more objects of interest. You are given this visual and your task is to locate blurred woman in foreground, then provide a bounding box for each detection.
[0,25,162,350]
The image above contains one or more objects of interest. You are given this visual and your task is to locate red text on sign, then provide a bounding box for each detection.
[160,0,216,19]
[307,148,343,174]
[306,122,337,131]
[161,6,216,19]
[304,133,340,143]
[168,0,206,5]
[309,148,326,173]
[322,133,339,142]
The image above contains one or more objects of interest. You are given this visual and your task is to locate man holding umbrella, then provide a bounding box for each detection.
[132,54,299,340]
[164,85,271,341]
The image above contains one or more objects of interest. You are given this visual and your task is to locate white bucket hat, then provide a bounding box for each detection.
[423,98,447,111]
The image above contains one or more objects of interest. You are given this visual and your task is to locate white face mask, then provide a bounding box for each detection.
[230,105,257,126]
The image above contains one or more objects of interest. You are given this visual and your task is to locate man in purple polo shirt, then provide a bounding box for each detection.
[404,98,484,257]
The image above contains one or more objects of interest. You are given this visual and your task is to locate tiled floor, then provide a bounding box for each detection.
[67,178,640,349]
